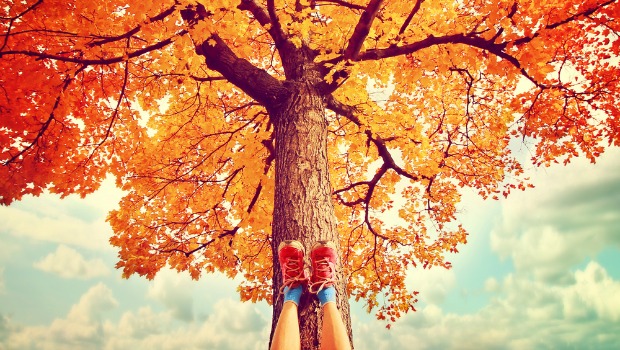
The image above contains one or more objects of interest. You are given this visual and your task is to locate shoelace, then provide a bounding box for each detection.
[279,259,306,294]
[309,257,336,293]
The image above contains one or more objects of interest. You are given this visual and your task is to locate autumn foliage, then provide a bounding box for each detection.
[2,0,620,344]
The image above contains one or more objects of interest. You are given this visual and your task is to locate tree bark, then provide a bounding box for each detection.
[190,13,353,346]
[269,81,353,349]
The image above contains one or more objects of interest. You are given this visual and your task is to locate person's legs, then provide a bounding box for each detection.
[310,241,352,350]
[271,240,307,350]
[271,298,301,350]
[321,302,352,350]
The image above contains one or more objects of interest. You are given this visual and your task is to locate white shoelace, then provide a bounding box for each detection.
[279,260,306,294]
[309,258,336,294]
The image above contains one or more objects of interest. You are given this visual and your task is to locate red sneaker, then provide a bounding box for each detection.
[309,240,337,293]
[277,240,308,293]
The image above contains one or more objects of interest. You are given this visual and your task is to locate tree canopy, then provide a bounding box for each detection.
[2,0,619,339]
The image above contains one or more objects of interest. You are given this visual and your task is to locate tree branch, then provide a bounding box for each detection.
[356,32,547,86]
[178,5,289,109]
[238,0,288,48]
[315,0,365,11]
[332,0,615,89]
[325,95,425,182]
[357,33,505,62]
[3,65,86,166]
[0,0,43,51]
[510,0,617,48]
[87,4,178,47]
[266,0,289,45]
[83,58,129,164]
[0,30,187,65]
[398,0,424,36]
[327,95,433,245]
[160,226,239,257]
[343,0,385,60]
[195,34,288,109]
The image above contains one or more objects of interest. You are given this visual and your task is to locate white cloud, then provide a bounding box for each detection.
[3,258,619,350]
[114,306,168,339]
[70,283,118,320]
[147,268,195,322]
[208,298,268,333]
[1,139,618,350]
[103,299,269,350]
[491,148,620,282]
[4,283,118,350]
[80,176,126,213]
[406,265,456,305]
[2,292,268,350]
[354,262,620,350]
[0,313,19,348]
[493,225,584,282]
[0,267,4,294]
[33,245,110,279]
[484,277,499,293]
[563,261,620,322]
[0,199,111,250]
[0,239,19,264]
[351,149,620,350]
[0,177,122,251]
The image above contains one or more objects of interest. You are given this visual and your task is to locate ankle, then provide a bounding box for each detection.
[283,285,304,305]
[317,285,337,306]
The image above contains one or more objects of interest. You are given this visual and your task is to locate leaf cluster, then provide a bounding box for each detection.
[2,0,619,323]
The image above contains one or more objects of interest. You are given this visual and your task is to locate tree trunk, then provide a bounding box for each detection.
[269,81,353,349]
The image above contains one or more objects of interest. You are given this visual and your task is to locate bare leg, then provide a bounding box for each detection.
[271,301,301,350]
[309,241,351,350]
[273,240,307,350]
[320,303,351,350]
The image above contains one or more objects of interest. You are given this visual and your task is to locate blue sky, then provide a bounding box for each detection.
[1,148,620,349]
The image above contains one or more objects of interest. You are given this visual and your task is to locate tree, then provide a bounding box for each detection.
[1,0,619,347]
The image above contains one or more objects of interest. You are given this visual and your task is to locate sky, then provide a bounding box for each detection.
[1,147,620,350]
